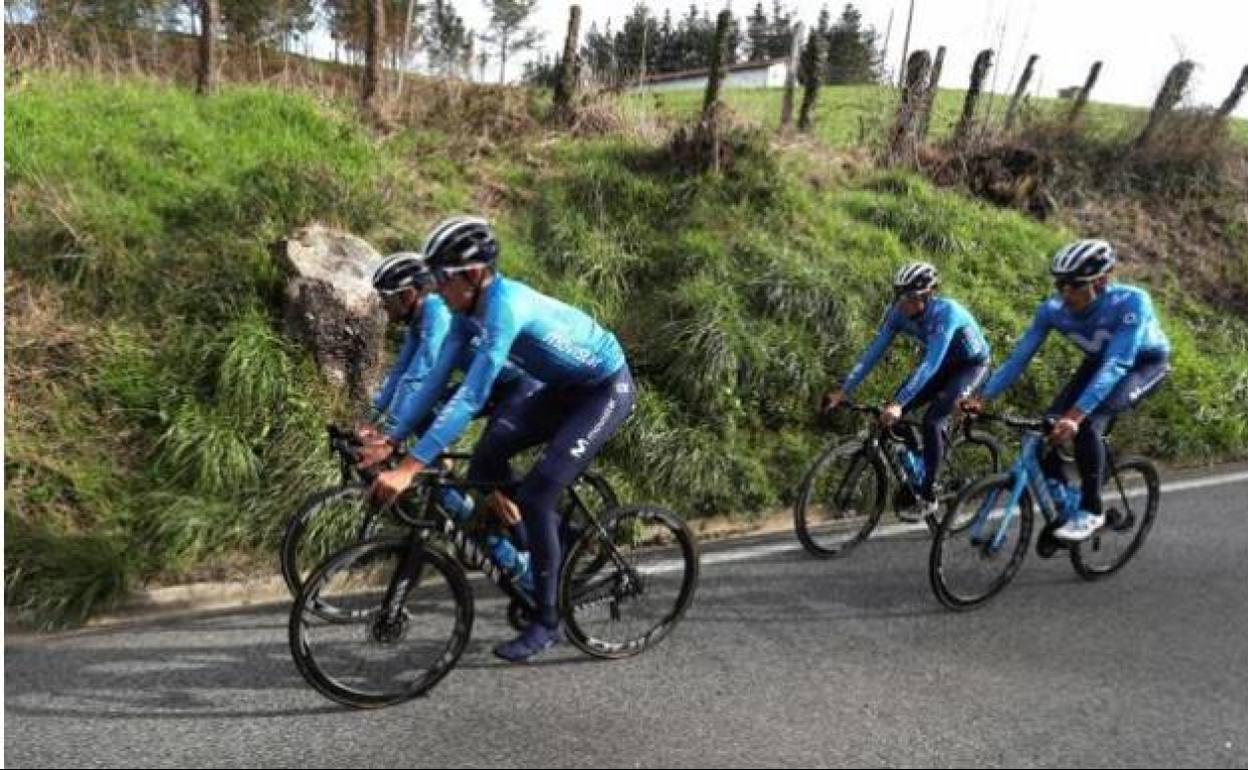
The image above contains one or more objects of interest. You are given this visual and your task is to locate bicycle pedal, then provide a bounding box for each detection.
[1036,524,1064,558]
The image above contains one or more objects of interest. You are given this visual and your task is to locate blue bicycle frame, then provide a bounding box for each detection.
[970,430,1063,554]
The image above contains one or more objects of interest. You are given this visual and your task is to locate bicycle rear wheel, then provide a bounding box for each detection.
[281,485,374,603]
[794,441,887,558]
[289,539,473,708]
[939,431,1003,503]
[558,471,620,574]
[929,473,1033,611]
[1070,457,1160,580]
[560,505,699,659]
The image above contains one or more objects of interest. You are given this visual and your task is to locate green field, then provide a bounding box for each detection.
[629,84,1248,147]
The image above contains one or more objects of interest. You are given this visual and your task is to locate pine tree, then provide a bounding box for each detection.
[746,2,769,62]
[824,3,882,84]
[766,0,794,59]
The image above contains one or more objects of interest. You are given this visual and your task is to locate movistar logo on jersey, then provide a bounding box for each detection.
[542,331,602,369]
[1068,329,1114,354]
[570,397,619,460]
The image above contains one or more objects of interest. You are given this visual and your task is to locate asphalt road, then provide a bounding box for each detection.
[6,473,1247,768]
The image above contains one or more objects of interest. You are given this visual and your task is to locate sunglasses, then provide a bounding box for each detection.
[432,265,481,285]
[1054,277,1091,291]
[894,290,931,303]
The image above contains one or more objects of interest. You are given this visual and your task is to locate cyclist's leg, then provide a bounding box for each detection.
[467,376,548,487]
[515,367,636,632]
[1041,357,1101,483]
[1075,356,1171,516]
[919,362,989,499]
[468,377,557,550]
[898,366,947,460]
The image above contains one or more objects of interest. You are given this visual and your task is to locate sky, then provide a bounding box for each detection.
[432,0,1247,116]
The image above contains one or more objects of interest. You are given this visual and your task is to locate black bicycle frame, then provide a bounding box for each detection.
[375,472,641,622]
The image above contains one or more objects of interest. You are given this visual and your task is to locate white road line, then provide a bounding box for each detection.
[681,468,1248,572]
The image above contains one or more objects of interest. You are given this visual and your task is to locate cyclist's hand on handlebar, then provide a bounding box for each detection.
[879,402,902,427]
[1049,410,1083,445]
[355,439,394,470]
[820,389,847,415]
[959,397,985,416]
[370,457,424,507]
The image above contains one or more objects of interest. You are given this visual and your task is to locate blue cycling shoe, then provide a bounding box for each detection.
[493,622,563,664]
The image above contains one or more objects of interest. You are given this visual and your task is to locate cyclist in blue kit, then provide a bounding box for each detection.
[354,252,542,469]
[963,239,1171,542]
[823,262,992,520]
[370,217,636,664]
[354,252,452,464]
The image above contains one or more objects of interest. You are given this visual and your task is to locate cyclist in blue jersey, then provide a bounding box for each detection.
[355,252,452,467]
[371,217,636,664]
[355,251,542,469]
[823,262,992,520]
[963,239,1171,542]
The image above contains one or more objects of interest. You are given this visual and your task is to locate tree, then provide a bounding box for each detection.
[614,3,661,82]
[219,0,316,49]
[581,20,614,84]
[723,7,742,65]
[676,4,713,70]
[656,8,679,73]
[766,0,794,60]
[425,0,470,75]
[522,52,560,88]
[746,2,769,62]
[24,0,171,29]
[815,4,831,38]
[823,3,882,84]
[478,0,543,84]
[324,0,423,67]
[363,0,382,107]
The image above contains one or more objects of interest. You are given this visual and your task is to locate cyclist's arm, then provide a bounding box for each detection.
[385,331,466,444]
[895,306,959,407]
[1073,313,1147,415]
[981,305,1050,400]
[842,311,898,396]
[372,324,421,417]
[381,301,452,436]
[411,306,519,465]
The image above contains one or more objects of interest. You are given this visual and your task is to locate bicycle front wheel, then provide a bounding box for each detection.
[794,441,887,558]
[1071,457,1160,580]
[289,539,473,709]
[929,473,1033,611]
[560,505,699,659]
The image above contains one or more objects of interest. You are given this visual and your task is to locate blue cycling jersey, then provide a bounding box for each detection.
[384,313,531,442]
[373,294,452,422]
[982,284,1171,414]
[410,275,627,465]
[842,297,991,407]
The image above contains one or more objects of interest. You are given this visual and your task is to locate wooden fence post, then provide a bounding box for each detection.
[1004,54,1039,131]
[954,48,993,145]
[916,45,946,141]
[1066,60,1102,126]
[889,49,933,162]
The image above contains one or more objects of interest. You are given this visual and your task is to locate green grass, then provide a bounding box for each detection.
[636,84,1248,148]
[6,72,1248,626]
